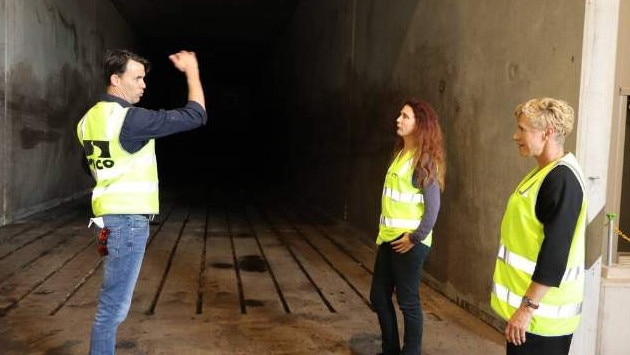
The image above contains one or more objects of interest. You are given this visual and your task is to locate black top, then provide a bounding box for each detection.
[532,165,583,287]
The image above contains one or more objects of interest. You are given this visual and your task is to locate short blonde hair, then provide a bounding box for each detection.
[514,98,575,144]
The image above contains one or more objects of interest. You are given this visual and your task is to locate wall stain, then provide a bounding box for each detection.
[20,127,60,149]
[439,78,446,94]
[9,61,90,150]
[57,11,79,58]
[46,3,79,58]
[508,63,519,81]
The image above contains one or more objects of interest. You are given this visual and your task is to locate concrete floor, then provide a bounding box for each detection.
[0,185,504,354]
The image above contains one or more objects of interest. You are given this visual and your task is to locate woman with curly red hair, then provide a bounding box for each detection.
[370,98,446,354]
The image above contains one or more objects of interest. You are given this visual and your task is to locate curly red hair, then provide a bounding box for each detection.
[393,99,446,190]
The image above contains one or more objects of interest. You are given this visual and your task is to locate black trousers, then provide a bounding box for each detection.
[507,332,573,355]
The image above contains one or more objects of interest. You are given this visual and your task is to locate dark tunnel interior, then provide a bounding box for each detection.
[109,0,300,190]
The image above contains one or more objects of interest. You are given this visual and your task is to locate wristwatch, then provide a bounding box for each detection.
[521,296,539,310]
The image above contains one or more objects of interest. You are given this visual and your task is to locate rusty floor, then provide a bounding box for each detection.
[0,186,504,354]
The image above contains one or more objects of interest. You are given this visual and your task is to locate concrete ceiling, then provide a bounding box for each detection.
[109,0,300,47]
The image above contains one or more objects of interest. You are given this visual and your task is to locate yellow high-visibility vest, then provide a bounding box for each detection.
[77,101,159,216]
[491,153,586,336]
[377,150,432,247]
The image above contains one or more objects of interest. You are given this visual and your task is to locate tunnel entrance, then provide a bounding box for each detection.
[109,0,301,189]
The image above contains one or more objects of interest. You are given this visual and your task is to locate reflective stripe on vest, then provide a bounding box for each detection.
[497,244,584,283]
[493,284,582,319]
[92,181,159,198]
[382,187,424,204]
[379,215,422,230]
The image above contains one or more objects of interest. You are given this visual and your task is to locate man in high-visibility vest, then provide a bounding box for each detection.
[490,98,586,354]
[77,49,206,355]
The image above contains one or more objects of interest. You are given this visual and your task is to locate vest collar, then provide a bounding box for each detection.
[101,93,133,108]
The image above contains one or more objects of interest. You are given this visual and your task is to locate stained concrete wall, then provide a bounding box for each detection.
[0,0,136,224]
[272,0,585,328]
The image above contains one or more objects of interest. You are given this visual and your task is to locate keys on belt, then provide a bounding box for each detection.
[97,228,110,256]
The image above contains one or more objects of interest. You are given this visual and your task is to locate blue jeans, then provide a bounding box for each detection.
[370,240,430,355]
[90,214,150,355]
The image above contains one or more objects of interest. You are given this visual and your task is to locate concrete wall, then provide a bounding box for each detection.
[598,277,630,354]
[0,0,135,224]
[272,0,585,328]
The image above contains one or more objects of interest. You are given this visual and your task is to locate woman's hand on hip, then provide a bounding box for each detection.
[391,233,415,253]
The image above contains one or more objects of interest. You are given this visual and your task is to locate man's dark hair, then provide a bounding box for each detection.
[102,49,151,84]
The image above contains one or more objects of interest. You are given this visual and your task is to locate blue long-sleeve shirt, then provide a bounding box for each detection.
[99,94,207,153]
